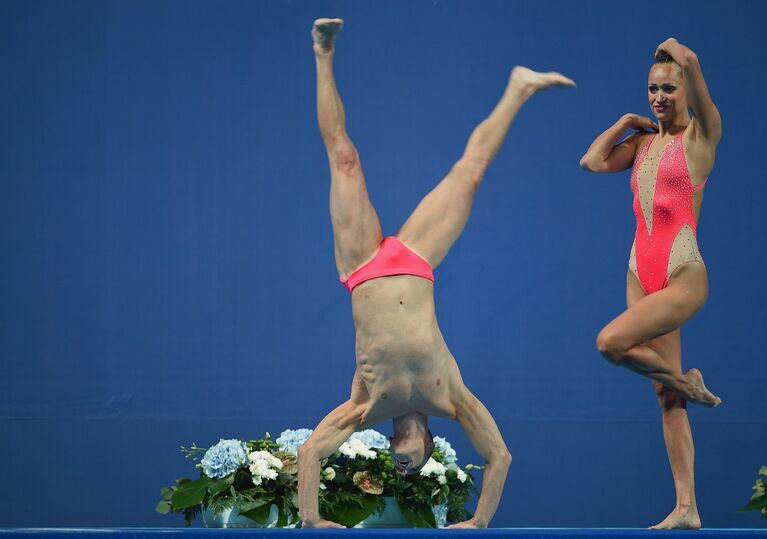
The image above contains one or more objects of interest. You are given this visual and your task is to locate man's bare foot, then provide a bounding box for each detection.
[509,66,576,95]
[312,18,344,56]
[649,507,701,530]
[680,368,722,407]
[301,518,346,529]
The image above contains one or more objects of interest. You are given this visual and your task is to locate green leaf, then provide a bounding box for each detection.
[335,472,349,484]
[171,478,210,509]
[739,495,767,513]
[155,501,171,515]
[240,503,273,524]
[277,502,288,528]
[239,498,269,513]
[399,504,435,528]
[207,478,230,497]
[183,507,198,526]
[323,494,378,527]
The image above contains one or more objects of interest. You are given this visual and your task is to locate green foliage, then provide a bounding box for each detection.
[321,493,381,527]
[399,504,435,528]
[318,444,478,527]
[156,434,300,527]
[157,431,478,528]
[171,478,210,508]
[739,466,767,518]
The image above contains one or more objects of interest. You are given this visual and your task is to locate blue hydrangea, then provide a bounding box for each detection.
[348,429,389,450]
[276,428,313,454]
[200,439,248,478]
[434,436,457,465]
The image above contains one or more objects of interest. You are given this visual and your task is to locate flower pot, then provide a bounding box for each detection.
[201,504,278,528]
[432,503,448,528]
[354,497,411,528]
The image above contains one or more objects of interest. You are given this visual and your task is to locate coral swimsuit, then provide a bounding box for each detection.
[341,236,434,292]
[629,128,707,294]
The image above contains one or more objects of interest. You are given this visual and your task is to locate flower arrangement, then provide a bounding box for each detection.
[739,466,767,518]
[156,428,479,528]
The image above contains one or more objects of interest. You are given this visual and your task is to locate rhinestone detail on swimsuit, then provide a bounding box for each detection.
[628,131,706,294]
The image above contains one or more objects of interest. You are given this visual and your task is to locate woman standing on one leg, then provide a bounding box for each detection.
[580,39,722,529]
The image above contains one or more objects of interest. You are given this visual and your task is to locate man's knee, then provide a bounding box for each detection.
[596,329,628,364]
[329,134,360,174]
[453,155,489,189]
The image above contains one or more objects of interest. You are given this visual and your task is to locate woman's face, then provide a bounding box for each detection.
[647,63,687,121]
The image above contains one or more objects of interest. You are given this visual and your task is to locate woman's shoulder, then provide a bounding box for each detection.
[623,130,655,155]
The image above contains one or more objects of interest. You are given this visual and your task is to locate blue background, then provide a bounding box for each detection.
[0,0,764,529]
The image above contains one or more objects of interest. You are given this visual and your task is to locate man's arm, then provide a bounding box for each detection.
[449,386,512,528]
[297,398,365,528]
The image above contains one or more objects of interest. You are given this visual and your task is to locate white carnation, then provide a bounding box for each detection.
[339,438,376,460]
[419,458,447,478]
[248,450,283,486]
[447,463,468,483]
[456,468,467,483]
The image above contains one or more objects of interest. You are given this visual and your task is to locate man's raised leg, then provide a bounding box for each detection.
[397,67,574,268]
[314,19,382,280]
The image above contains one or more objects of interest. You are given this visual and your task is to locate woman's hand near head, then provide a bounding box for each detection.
[654,38,721,144]
[655,37,697,66]
[656,38,681,59]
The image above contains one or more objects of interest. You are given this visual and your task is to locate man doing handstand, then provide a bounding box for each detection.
[298,18,574,528]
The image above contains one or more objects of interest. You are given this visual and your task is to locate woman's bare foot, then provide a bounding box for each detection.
[312,18,344,56]
[509,66,575,96]
[680,368,722,407]
[649,506,701,530]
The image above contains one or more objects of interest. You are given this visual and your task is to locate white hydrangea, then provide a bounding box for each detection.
[433,436,457,465]
[437,474,447,485]
[347,429,389,449]
[248,450,283,486]
[338,438,377,460]
[275,428,313,454]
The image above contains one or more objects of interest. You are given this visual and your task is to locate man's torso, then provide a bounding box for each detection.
[350,275,462,425]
